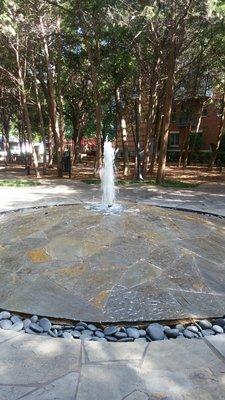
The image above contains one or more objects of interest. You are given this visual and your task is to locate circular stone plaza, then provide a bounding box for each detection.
[1,183,225,399]
[0,201,225,323]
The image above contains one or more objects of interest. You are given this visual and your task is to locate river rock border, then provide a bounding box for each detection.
[0,310,225,342]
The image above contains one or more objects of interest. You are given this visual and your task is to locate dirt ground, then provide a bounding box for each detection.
[1,158,225,185]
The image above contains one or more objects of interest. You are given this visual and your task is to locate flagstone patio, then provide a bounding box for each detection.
[1,329,225,400]
[0,203,224,322]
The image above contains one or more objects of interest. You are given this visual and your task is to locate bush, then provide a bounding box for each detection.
[167,151,180,162]
[189,151,211,164]
[217,151,225,165]
[189,133,203,151]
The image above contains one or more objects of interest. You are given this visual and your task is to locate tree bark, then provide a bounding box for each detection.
[32,56,47,174]
[15,37,40,177]
[208,92,225,170]
[149,104,163,173]
[78,7,102,176]
[134,78,143,180]
[2,116,10,164]
[39,16,63,177]
[48,119,53,168]
[115,88,130,176]
[143,56,160,178]
[156,48,176,183]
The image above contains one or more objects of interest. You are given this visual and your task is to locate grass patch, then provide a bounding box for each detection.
[81,178,198,189]
[0,179,41,187]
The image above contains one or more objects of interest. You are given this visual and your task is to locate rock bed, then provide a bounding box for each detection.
[0,310,225,342]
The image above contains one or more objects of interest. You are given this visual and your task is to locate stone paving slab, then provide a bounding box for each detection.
[205,333,225,359]
[0,329,22,344]
[0,275,104,321]
[80,337,225,400]
[1,331,225,400]
[84,342,148,363]
[0,332,81,386]
[20,372,79,400]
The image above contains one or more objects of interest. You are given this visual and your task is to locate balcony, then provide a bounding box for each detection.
[176,116,198,127]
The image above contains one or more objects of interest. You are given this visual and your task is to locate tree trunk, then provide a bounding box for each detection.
[40,16,63,178]
[115,88,130,176]
[48,120,53,168]
[23,100,40,177]
[79,11,102,176]
[56,17,65,165]
[178,122,192,168]
[134,79,143,181]
[15,37,40,177]
[32,56,47,174]
[72,118,83,164]
[2,117,10,164]
[94,89,102,175]
[143,56,160,178]
[208,92,225,170]
[149,106,163,173]
[156,49,176,183]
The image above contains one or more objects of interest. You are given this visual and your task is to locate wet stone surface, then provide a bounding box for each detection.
[0,204,225,322]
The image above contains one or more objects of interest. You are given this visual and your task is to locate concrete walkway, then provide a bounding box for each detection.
[1,330,225,399]
[0,179,225,216]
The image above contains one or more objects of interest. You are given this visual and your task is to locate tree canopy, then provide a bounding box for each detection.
[1,0,225,179]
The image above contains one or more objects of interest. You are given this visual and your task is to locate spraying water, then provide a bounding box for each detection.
[100,139,115,207]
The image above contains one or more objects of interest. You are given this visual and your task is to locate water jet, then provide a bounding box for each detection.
[100,139,115,207]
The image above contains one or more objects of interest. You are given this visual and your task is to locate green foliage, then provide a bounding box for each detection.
[0,179,41,187]
[219,134,225,151]
[81,178,198,188]
[189,133,203,151]
[189,151,212,164]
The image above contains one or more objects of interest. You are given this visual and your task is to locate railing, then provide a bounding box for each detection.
[176,116,198,127]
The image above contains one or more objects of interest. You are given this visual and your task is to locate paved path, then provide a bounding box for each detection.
[120,182,225,217]
[1,330,225,399]
[0,179,225,216]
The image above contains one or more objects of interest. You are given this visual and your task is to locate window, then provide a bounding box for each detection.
[169,132,179,147]
[202,107,208,116]
[171,106,176,122]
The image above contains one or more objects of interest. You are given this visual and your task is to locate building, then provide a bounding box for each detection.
[168,97,221,154]
[116,96,222,160]
[0,136,43,161]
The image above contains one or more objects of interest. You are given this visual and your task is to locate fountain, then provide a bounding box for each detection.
[86,138,123,214]
[100,139,115,207]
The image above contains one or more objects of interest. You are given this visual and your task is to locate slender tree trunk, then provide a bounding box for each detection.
[149,106,163,173]
[183,104,204,167]
[32,57,47,174]
[143,56,160,178]
[56,17,65,164]
[115,88,130,176]
[72,119,83,164]
[94,88,102,175]
[78,8,102,176]
[188,104,204,164]
[48,120,53,168]
[208,92,225,170]
[85,37,102,174]
[134,78,143,180]
[40,16,63,177]
[15,38,39,177]
[2,117,10,164]
[23,100,40,177]
[156,49,176,183]
[178,121,192,168]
